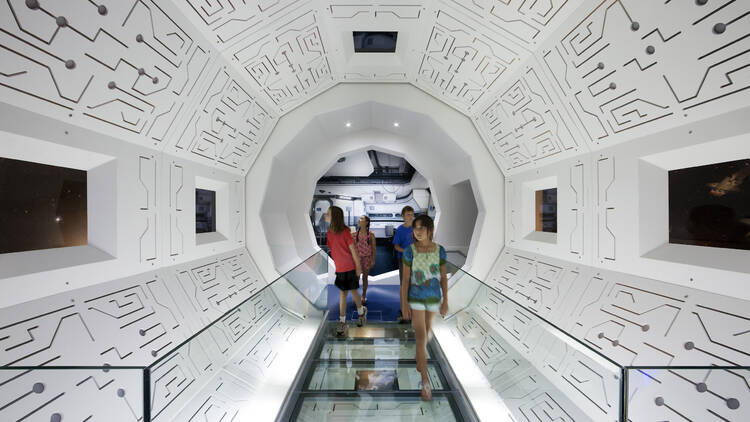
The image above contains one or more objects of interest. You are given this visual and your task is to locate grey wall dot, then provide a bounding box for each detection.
[597,62,605,69]
[102,364,110,373]
[139,329,146,336]
[713,23,726,34]
[727,398,740,409]
[136,34,144,42]
[32,382,45,393]
[116,388,125,398]
[597,332,604,338]
[25,0,39,9]
[50,413,62,422]
[696,382,707,392]
[631,21,640,31]
[151,350,158,357]
[138,68,145,75]
[655,397,665,406]
[611,339,619,347]
[696,0,708,4]
[107,81,116,89]
[609,82,617,90]
[684,341,695,350]
[65,60,75,69]
[646,45,655,54]
[56,17,68,27]
[152,77,159,84]
[641,324,650,332]
[98,5,107,15]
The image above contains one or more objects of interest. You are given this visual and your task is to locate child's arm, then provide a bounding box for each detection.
[401,262,411,320]
[348,243,362,276]
[393,229,404,253]
[439,246,449,316]
[370,232,376,262]
[439,263,449,316]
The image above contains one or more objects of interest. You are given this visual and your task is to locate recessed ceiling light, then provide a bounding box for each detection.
[393,122,399,127]
[345,122,351,127]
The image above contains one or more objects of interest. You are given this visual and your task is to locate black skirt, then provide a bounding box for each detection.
[334,270,359,291]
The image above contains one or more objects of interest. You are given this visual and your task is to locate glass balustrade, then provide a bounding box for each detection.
[3,253,747,421]
[438,264,624,421]
[437,261,750,422]
[145,250,329,421]
[0,250,328,422]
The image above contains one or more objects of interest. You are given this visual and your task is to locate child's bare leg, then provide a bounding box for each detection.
[350,289,363,309]
[425,310,436,342]
[339,290,347,320]
[411,309,428,377]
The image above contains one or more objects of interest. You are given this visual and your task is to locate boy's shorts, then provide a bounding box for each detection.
[334,270,359,291]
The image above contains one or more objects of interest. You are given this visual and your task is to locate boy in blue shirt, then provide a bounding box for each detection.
[393,206,414,323]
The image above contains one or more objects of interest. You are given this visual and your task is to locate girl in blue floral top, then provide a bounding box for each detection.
[400,214,448,401]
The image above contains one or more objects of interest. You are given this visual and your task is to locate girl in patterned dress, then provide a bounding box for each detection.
[400,214,448,401]
[354,215,376,304]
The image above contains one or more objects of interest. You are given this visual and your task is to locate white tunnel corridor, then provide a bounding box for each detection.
[0,0,749,421]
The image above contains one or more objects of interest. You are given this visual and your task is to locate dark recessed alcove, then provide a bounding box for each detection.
[353,31,398,53]
[0,157,87,254]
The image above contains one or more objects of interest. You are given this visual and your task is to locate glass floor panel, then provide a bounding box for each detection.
[318,338,430,360]
[295,394,458,422]
[283,321,473,421]
[326,322,415,340]
[307,362,444,391]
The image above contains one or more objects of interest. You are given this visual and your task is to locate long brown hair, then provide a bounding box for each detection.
[328,206,347,233]
[413,214,434,241]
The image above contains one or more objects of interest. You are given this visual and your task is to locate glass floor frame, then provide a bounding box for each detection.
[284,322,477,421]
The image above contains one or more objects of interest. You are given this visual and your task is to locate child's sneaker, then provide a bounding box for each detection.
[357,306,368,327]
[336,321,346,336]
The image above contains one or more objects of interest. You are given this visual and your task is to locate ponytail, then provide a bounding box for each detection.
[356,215,371,241]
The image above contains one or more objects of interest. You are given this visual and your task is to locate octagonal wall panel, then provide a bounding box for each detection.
[474,0,750,175]
[261,115,481,275]
[245,83,504,281]
[168,0,583,115]
[474,246,750,421]
[0,102,247,309]
[0,0,278,175]
[504,104,750,301]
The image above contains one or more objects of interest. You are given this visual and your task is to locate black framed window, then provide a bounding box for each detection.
[353,31,398,53]
[669,159,750,250]
[196,188,216,233]
[0,157,87,254]
[535,188,557,233]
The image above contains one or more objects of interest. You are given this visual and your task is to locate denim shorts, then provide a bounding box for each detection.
[408,297,442,312]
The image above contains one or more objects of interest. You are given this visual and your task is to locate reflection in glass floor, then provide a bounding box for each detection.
[318,338,429,360]
[333,323,416,340]
[307,361,444,391]
[287,322,475,421]
[295,395,459,422]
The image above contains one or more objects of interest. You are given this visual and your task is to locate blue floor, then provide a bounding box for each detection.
[370,243,398,276]
[327,284,402,322]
